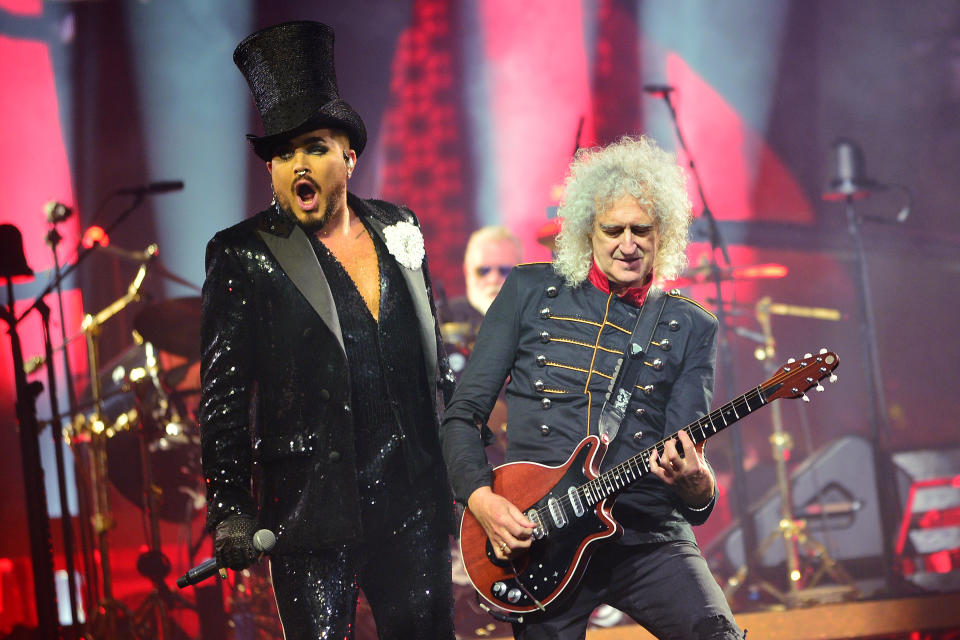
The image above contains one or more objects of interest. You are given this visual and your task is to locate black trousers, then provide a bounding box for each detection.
[512,540,742,640]
[270,479,455,640]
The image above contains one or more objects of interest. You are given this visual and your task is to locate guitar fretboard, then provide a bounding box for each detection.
[581,385,770,505]
[530,382,779,528]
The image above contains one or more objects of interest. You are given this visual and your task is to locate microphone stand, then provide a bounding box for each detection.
[17,193,147,325]
[15,193,149,636]
[1,278,61,639]
[836,195,898,590]
[44,220,85,629]
[654,90,758,588]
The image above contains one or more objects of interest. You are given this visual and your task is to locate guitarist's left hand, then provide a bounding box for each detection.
[648,428,716,509]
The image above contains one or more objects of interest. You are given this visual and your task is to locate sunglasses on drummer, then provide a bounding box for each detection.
[475,265,513,278]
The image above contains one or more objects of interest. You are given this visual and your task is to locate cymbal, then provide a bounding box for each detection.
[536,217,563,253]
[133,296,201,360]
[665,263,788,289]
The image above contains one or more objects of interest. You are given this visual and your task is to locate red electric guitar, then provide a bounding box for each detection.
[459,350,839,614]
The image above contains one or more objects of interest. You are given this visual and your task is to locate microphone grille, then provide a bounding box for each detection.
[252,529,277,553]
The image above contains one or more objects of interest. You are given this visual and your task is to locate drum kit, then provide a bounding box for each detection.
[51,247,203,638]
[38,245,276,639]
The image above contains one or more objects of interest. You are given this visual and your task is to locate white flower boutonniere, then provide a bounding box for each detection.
[382,220,425,270]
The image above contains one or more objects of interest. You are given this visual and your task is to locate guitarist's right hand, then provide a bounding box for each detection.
[467,486,537,561]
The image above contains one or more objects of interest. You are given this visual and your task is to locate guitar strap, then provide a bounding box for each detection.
[596,287,668,444]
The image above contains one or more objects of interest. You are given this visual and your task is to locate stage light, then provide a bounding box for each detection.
[81,225,109,249]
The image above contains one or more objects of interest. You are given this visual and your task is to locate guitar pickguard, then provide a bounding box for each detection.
[477,439,619,611]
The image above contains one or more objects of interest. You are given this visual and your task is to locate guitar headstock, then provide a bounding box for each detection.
[762,349,839,402]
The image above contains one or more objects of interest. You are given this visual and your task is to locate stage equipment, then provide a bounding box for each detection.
[717,297,862,607]
[132,297,202,361]
[665,262,788,290]
[822,138,905,590]
[714,435,883,606]
[125,342,202,639]
[71,247,156,639]
[42,195,85,628]
[892,446,960,592]
[535,217,562,253]
[0,224,60,639]
[647,83,756,581]
[116,180,184,196]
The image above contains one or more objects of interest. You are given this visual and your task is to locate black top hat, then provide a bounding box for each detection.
[234,21,367,161]
[0,224,34,282]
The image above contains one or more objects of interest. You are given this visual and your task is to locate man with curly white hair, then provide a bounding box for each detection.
[442,136,742,638]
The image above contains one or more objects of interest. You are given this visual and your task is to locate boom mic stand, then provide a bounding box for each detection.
[44,205,85,629]
[650,87,758,581]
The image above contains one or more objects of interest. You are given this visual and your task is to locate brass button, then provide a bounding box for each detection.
[536,354,547,367]
[651,358,664,371]
[539,330,551,343]
[668,320,680,332]
[539,307,551,319]
[534,380,545,392]
[541,398,552,409]
[546,286,558,298]
[659,338,672,351]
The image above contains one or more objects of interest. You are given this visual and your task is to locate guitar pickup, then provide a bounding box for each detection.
[567,486,585,517]
[526,509,546,539]
[547,497,567,528]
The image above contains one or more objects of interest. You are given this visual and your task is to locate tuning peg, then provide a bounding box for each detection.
[801,393,810,403]
[815,384,824,392]
[829,374,838,383]
[787,358,796,364]
[804,353,813,359]
[819,348,828,355]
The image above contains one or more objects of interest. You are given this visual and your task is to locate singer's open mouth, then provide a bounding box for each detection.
[295,179,319,211]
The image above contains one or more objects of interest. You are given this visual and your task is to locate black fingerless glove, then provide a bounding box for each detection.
[214,514,259,570]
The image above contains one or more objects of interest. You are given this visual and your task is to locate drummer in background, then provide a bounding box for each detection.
[442,226,523,334]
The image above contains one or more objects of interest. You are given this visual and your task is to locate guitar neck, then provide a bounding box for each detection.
[585,385,771,501]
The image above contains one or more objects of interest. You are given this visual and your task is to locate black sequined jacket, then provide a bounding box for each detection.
[199,194,455,552]
[440,263,719,546]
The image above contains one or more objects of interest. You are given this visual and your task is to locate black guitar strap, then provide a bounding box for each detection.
[597,287,668,444]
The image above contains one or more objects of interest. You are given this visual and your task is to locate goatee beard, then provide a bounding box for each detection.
[280,180,347,233]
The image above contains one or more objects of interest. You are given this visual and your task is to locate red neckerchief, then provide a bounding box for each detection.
[587,258,653,307]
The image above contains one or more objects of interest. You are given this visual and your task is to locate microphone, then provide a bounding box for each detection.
[44,200,74,223]
[822,138,877,201]
[97,242,159,264]
[176,528,276,589]
[642,84,675,97]
[117,180,184,195]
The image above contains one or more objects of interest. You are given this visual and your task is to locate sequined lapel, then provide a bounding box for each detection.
[257,223,345,356]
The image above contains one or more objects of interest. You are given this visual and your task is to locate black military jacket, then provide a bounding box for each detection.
[199,194,454,553]
[441,263,719,545]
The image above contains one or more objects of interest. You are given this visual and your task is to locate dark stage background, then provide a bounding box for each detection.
[1,0,959,637]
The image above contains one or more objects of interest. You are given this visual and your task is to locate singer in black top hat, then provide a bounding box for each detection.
[198,21,456,639]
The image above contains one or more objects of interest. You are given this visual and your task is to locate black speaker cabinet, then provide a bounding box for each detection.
[710,435,885,579]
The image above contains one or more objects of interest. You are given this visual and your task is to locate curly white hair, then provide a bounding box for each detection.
[553,135,692,286]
